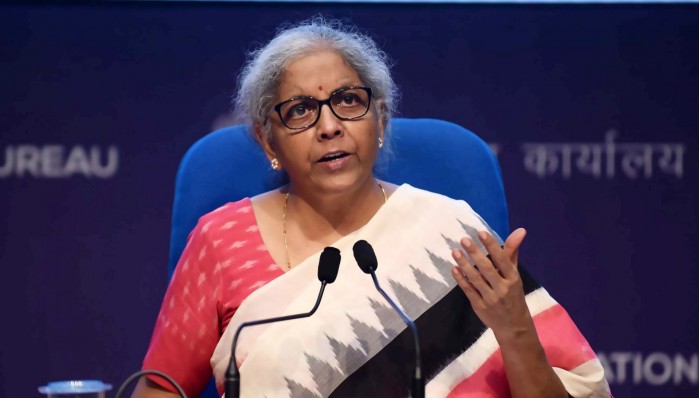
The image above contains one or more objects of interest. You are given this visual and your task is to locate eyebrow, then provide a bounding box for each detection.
[278,83,362,101]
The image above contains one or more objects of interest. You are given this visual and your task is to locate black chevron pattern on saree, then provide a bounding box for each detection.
[330,263,541,398]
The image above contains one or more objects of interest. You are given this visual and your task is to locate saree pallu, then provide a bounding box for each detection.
[210,185,610,397]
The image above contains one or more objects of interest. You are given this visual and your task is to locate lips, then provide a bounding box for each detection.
[317,151,352,171]
[317,151,350,163]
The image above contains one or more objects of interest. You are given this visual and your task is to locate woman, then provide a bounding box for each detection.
[133,19,610,398]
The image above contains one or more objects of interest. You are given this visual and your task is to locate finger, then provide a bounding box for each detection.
[452,245,493,299]
[450,266,484,305]
[477,230,517,280]
[463,234,504,288]
[456,237,500,297]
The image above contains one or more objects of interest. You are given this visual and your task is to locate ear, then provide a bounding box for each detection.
[375,100,387,142]
[254,123,279,162]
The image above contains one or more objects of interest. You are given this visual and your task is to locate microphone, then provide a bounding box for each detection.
[224,247,341,398]
[352,240,424,398]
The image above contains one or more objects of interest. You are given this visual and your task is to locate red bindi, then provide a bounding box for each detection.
[318,85,323,91]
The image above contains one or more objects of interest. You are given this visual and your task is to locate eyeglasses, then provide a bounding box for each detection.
[272,86,373,130]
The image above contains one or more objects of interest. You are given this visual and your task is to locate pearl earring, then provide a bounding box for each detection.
[270,158,281,170]
[378,137,384,148]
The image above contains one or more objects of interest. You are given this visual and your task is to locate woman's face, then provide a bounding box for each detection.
[259,50,384,197]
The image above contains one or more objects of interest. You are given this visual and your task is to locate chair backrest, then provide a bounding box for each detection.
[168,117,509,278]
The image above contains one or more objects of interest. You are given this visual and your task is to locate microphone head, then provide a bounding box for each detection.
[352,240,377,274]
[318,247,341,283]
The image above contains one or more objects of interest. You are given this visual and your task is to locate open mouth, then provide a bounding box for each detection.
[318,152,350,162]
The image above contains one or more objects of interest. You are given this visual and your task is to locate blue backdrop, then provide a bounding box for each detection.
[0,2,697,397]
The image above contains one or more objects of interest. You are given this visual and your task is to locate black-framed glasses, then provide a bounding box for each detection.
[272,86,373,130]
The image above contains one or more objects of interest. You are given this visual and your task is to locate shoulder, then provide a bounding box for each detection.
[181,199,259,252]
[392,183,493,235]
[196,198,256,232]
[181,197,268,273]
[394,183,471,210]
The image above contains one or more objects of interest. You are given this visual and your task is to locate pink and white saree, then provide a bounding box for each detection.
[210,184,610,397]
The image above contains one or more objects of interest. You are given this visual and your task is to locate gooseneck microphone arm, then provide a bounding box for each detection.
[353,240,424,398]
[368,272,423,397]
[224,247,341,398]
[225,284,329,398]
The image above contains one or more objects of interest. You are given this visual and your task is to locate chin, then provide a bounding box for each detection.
[316,174,373,194]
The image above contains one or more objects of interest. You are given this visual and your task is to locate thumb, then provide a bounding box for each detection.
[503,228,527,265]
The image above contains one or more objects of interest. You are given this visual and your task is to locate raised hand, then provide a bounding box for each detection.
[450,228,533,338]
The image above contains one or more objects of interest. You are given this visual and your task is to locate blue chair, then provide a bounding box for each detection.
[167,117,509,398]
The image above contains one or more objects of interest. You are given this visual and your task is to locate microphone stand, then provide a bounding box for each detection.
[353,239,424,398]
[224,282,329,398]
[369,271,425,398]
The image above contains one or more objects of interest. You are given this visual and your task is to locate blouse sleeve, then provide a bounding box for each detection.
[142,219,225,398]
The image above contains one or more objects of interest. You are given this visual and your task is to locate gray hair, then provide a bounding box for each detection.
[233,17,398,145]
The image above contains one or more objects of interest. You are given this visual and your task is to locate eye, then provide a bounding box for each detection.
[338,93,360,107]
[283,99,317,121]
[289,104,308,117]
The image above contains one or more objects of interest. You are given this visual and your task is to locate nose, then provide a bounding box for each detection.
[316,103,343,141]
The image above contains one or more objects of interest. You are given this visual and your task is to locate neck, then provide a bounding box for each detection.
[286,178,385,239]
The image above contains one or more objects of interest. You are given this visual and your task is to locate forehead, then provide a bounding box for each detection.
[276,51,362,99]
